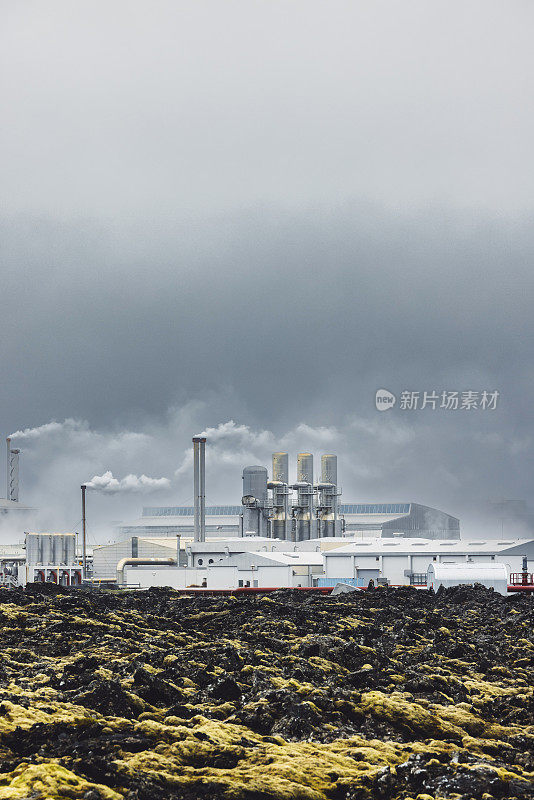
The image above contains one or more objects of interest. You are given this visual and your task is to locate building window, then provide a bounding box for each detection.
[198,558,203,566]
[433,556,437,561]
[238,580,243,587]
[410,574,427,586]
[208,559,214,564]
[491,555,495,561]
[375,556,380,561]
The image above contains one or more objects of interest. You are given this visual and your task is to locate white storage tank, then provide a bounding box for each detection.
[427,562,508,595]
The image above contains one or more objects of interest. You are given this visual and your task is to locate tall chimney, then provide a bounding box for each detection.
[81,485,87,579]
[8,449,20,502]
[193,436,207,543]
[6,438,10,500]
[193,437,200,542]
[199,437,206,543]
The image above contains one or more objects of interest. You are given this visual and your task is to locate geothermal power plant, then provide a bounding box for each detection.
[1,436,532,595]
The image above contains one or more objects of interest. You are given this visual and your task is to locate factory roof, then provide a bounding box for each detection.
[324,537,534,556]
[343,513,410,525]
[0,542,25,556]
[141,503,413,517]
[143,506,242,517]
[123,515,239,528]
[0,499,36,511]
[340,504,410,515]
[249,551,324,566]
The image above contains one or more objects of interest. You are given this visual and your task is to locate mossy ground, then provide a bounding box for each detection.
[0,583,532,799]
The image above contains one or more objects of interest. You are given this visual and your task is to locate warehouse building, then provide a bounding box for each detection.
[117,501,459,541]
[123,550,324,591]
[320,537,534,588]
[92,534,534,591]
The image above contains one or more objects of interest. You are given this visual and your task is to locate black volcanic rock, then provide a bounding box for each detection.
[0,585,531,799]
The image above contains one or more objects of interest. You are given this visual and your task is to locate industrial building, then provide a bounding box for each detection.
[119,501,459,541]
[2,436,531,595]
[117,451,459,542]
[1,532,82,587]
[91,530,534,592]
[319,537,534,588]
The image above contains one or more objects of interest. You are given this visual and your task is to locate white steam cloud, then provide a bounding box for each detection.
[2,402,532,545]
[9,419,85,440]
[84,471,170,494]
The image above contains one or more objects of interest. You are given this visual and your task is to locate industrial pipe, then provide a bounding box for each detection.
[8,447,19,502]
[81,485,87,579]
[193,437,200,542]
[6,438,11,500]
[199,437,206,542]
[116,557,176,588]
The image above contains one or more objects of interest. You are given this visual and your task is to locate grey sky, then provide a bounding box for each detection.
[1,1,533,540]
[2,1,534,217]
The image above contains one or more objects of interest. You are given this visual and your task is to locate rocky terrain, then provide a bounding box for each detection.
[0,583,531,799]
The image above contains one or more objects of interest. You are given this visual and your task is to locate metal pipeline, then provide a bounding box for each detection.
[116,557,176,588]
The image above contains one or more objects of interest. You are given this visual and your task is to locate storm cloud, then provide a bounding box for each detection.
[1,2,533,542]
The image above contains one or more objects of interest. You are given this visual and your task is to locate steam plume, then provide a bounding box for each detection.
[84,471,170,494]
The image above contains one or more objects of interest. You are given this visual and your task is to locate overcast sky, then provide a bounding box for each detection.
[1,1,534,541]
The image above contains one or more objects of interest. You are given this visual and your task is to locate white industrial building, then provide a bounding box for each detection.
[93,534,534,592]
[320,537,534,588]
[123,550,324,590]
[92,536,183,582]
[93,535,332,585]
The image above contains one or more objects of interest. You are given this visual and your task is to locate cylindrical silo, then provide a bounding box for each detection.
[41,535,52,566]
[65,533,76,565]
[321,455,337,485]
[52,534,59,564]
[272,453,289,483]
[271,453,290,540]
[242,466,268,504]
[295,454,314,540]
[320,455,339,537]
[297,453,313,484]
[25,533,39,565]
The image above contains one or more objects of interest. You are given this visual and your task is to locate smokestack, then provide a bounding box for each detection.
[193,436,207,542]
[193,438,200,542]
[8,448,20,502]
[6,438,10,500]
[81,485,87,579]
[199,437,206,543]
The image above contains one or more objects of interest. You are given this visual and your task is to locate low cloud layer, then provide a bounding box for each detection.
[1,3,533,547]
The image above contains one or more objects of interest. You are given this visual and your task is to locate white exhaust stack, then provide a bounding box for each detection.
[192,436,207,542]
[6,438,10,500]
[199,437,206,543]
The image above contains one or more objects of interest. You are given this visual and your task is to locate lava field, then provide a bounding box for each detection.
[0,584,532,800]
